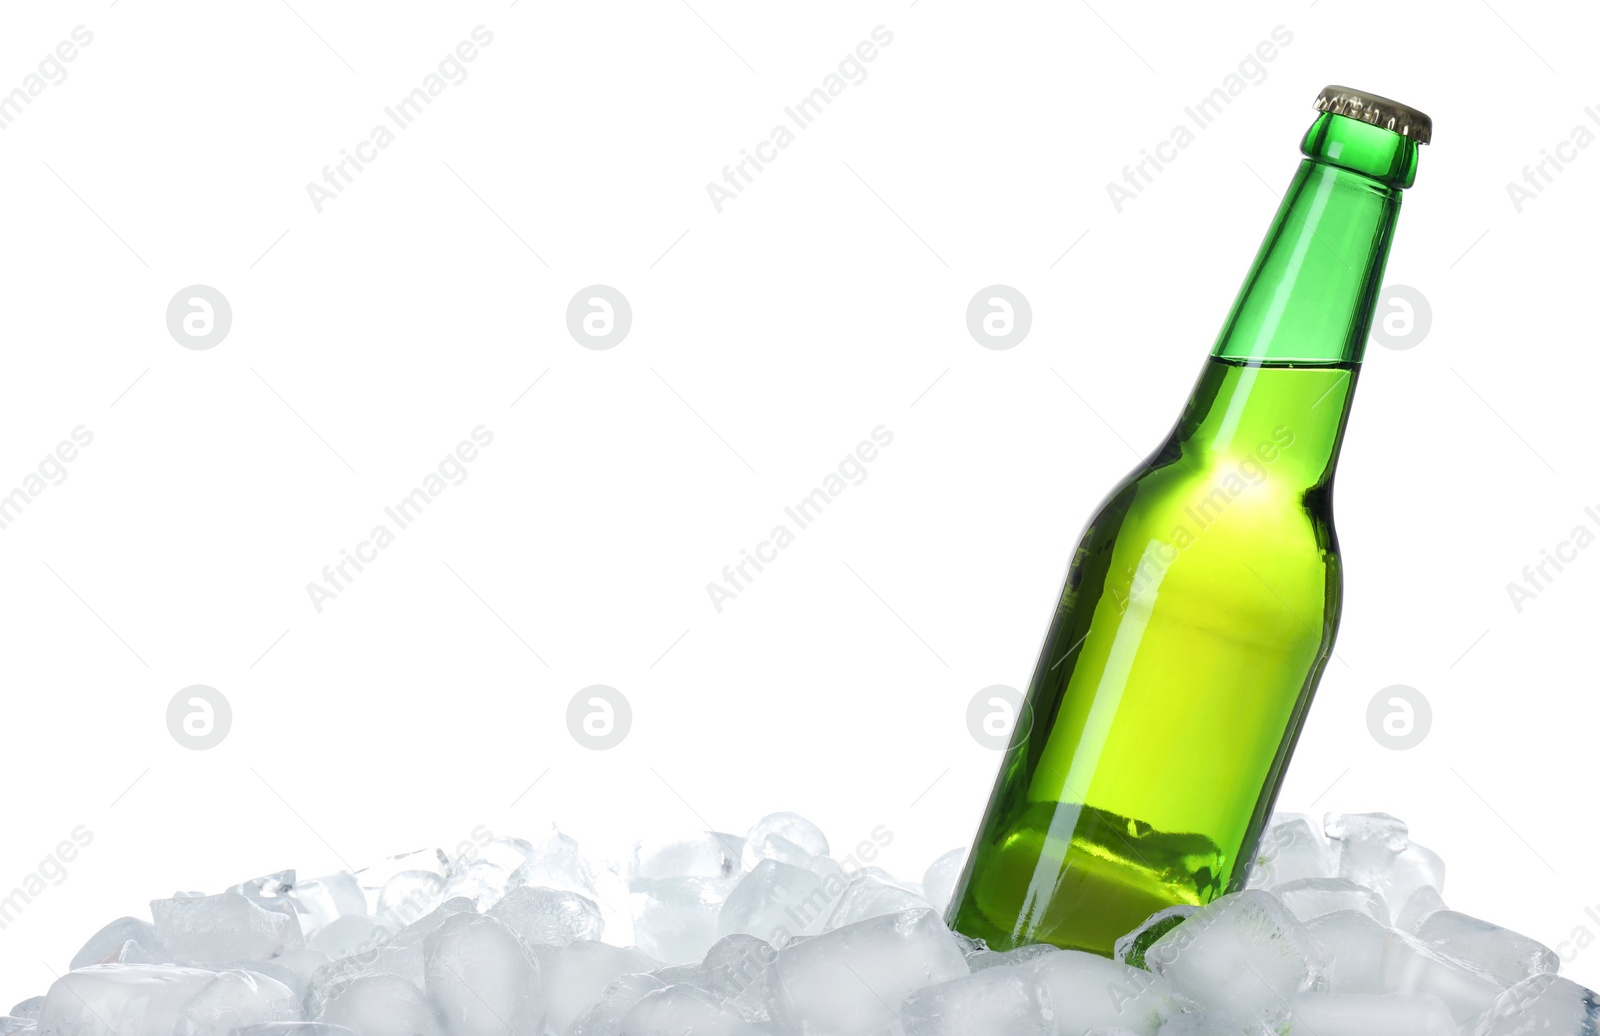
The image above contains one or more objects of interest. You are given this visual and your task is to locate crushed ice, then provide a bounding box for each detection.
[7,811,1595,1036]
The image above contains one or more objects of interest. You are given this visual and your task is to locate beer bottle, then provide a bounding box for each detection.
[947,86,1431,955]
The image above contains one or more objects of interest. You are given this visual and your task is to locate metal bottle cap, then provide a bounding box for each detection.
[1314,85,1432,144]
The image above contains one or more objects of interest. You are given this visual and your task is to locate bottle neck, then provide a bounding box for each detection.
[1211,113,1418,366]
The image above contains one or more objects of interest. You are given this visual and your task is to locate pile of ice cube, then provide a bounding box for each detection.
[6,811,1593,1036]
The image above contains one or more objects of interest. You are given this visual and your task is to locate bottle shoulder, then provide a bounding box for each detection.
[1076,444,1339,565]
[1110,441,1337,517]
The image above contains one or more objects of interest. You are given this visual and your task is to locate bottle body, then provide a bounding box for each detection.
[947,101,1424,955]
[947,356,1353,954]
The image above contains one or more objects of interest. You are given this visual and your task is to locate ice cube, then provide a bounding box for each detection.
[1414,910,1559,985]
[543,941,658,1034]
[318,974,443,1036]
[486,886,603,947]
[584,857,635,953]
[741,834,816,871]
[152,892,301,964]
[1151,1017,1251,1035]
[768,908,968,1036]
[97,941,161,966]
[627,876,729,965]
[304,956,387,1024]
[357,850,450,914]
[1324,813,1409,890]
[1379,843,1446,912]
[362,849,451,883]
[1274,877,1391,926]
[474,838,535,874]
[1114,906,1197,970]
[741,813,829,872]
[1028,949,1175,1035]
[380,899,477,979]
[523,943,562,985]
[1246,814,1336,889]
[901,965,1052,1036]
[701,934,776,1022]
[290,874,368,938]
[303,900,471,1018]
[1305,911,1389,993]
[568,974,665,1036]
[616,985,763,1036]
[394,897,476,945]
[805,855,854,890]
[506,828,596,900]
[233,1025,358,1036]
[1285,991,1458,1035]
[229,960,315,1001]
[264,952,329,997]
[422,913,545,1036]
[69,917,166,970]
[647,963,707,990]
[1145,890,1322,1029]
[37,965,215,1036]
[1380,928,1506,1023]
[920,849,967,915]
[965,943,1061,972]
[376,872,446,930]
[174,969,299,1036]
[1304,908,1504,1020]
[8,1000,43,1020]
[230,871,300,920]
[631,833,744,881]
[0,1018,34,1036]
[308,915,389,961]
[719,861,831,943]
[1396,885,1448,934]
[823,877,931,931]
[702,934,772,998]
[1471,973,1600,1034]
[440,860,512,911]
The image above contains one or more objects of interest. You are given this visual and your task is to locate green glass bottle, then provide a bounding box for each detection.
[947,86,1431,956]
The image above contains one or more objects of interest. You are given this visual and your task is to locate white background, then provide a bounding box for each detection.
[1,0,1597,1006]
